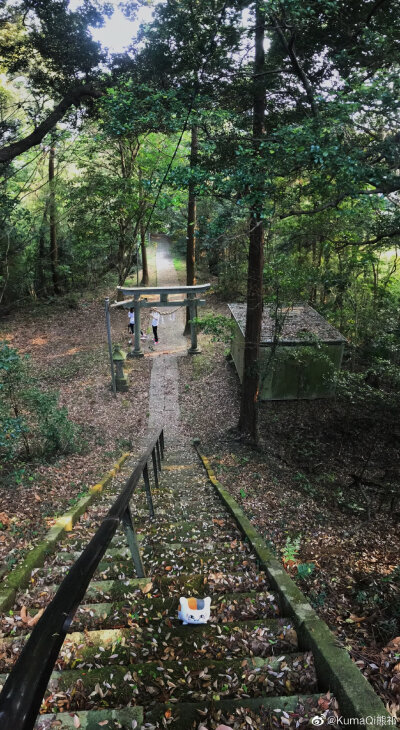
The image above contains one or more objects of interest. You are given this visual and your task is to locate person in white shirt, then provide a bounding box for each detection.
[128,307,145,340]
[128,308,135,334]
[151,309,160,343]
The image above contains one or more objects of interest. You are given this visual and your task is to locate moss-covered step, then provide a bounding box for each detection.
[196,447,392,726]
[13,577,150,611]
[59,589,280,630]
[53,540,237,568]
[35,706,143,730]
[27,652,317,711]
[132,508,230,525]
[145,694,325,729]
[86,589,281,623]
[129,494,180,512]
[135,520,243,543]
[64,618,297,667]
[54,546,133,565]
[1,620,298,672]
[142,550,260,578]
[10,574,204,621]
[30,557,139,585]
[12,565,270,616]
[143,539,256,560]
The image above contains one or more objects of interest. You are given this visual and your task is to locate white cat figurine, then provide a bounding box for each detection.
[178,596,211,625]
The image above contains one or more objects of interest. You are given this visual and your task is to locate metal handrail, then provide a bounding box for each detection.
[0,428,164,730]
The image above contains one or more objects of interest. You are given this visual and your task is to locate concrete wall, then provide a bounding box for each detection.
[230,320,344,400]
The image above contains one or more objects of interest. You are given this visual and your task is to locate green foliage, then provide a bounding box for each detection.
[193,314,235,343]
[334,368,400,421]
[382,566,400,584]
[0,341,78,465]
[297,563,316,580]
[0,341,30,460]
[25,388,78,456]
[294,472,317,497]
[281,536,301,563]
[310,590,327,609]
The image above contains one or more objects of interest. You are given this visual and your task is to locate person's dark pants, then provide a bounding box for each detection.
[152,325,158,342]
[129,324,134,334]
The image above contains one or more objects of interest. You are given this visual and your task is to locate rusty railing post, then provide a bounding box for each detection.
[151,448,159,488]
[143,463,155,518]
[122,505,145,578]
[156,440,162,472]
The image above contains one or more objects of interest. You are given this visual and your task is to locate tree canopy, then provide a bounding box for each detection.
[0,0,399,437]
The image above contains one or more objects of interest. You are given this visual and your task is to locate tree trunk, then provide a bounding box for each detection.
[140,221,149,286]
[238,2,265,442]
[48,141,60,295]
[185,124,198,334]
[0,84,102,163]
[36,199,50,297]
[138,167,149,285]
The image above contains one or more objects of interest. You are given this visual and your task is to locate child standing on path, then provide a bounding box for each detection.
[128,307,145,339]
[151,309,160,344]
[128,308,135,334]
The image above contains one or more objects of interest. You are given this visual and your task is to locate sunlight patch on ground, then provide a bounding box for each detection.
[30,336,48,346]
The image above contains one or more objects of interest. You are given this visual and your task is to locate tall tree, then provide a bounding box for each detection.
[237,1,266,441]
[0,0,110,163]
[48,137,60,295]
[185,124,198,333]
[138,166,149,286]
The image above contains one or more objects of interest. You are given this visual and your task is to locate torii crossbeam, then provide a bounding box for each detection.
[108,283,211,356]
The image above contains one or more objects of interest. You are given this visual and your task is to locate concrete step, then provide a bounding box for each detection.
[73,589,280,625]
[2,653,316,711]
[1,619,298,671]
[35,707,144,730]
[14,572,271,615]
[54,538,239,567]
[145,694,324,729]
[142,549,259,577]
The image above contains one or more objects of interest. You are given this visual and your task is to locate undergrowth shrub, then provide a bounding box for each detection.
[0,341,78,464]
[194,314,235,342]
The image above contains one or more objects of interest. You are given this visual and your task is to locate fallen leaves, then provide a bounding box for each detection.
[0,512,10,529]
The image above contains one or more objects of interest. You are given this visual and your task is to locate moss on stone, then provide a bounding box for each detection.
[36,707,143,730]
[196,447,391,726]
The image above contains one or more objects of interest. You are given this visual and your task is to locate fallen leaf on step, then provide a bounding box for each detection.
[141,582,153,594]
[73,715,81,728]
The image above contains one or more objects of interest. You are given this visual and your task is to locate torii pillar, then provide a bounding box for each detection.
[111,284,211,358]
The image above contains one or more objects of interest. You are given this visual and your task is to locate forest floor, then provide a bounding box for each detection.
[0,247,160,579]
[0,241,399,719]
[178,291,400,720]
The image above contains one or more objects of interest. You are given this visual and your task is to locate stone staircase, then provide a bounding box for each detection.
[0,448,334,729]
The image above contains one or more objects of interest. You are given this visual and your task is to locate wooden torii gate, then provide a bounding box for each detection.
[107,283,211,357]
